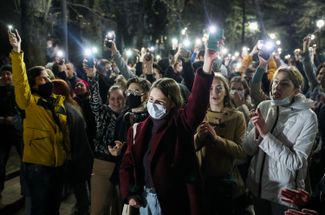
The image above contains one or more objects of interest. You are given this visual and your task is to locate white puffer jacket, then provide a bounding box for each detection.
[243,94,318,204]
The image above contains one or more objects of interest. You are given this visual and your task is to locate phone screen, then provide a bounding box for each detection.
[207,29,224,52]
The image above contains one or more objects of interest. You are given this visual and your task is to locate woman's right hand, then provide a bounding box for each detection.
[8,29,21,53]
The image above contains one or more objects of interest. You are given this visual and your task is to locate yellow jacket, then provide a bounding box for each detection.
[10,51,69,167]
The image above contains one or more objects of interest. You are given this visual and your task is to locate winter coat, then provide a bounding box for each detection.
[243,94,318,204]
[11,51,69,167]
[120,69,213,215]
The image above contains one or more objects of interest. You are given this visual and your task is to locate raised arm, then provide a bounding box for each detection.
[302,36,318,90]
[9,30,32,109]
[85,65,102,117]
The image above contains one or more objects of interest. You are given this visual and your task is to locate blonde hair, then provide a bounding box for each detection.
[272,66,304,90]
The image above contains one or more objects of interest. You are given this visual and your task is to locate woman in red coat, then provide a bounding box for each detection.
[119,47,217,215]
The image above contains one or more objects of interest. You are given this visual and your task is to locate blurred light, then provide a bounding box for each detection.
[172,38,178,45]
[195,38,202,46]
[265,41,275,50]
[242,46,249,52]
[209,25,217,34]
[8,25,13,30]
[285,54,291,60]
[149,46,155,52]
[57,50,65,58]
[228,54,232,58]
[276,40,281,45]
[84,48,92,57]
[236,63,242,70]
[181,27,188,35]
[156,55,161,61]
[183,38,191,48]
[126,49,132,57]
[269,33,276,39]
[316,19,325,29]
[277,48,282,54]
[248,22,258,32]
[231,56,236,60]
[202,33,209,42]
[221,48,228,55]
[91,47,98,54]
[107,31,114,38]
[310,34,316,40]
[234,52,240,57]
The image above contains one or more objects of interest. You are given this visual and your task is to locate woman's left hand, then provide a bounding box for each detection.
[250,108,268,137]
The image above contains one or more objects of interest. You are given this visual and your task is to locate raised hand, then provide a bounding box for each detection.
[285,208,318,215]
[8,29,21,53]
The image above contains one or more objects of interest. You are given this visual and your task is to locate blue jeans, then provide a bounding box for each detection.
[22,163,64,215]
[140,187,162,215]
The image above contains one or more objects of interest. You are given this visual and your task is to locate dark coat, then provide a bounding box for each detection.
[120,69,213,215]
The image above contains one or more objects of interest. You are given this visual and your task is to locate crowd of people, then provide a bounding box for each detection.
[0,27,324,215]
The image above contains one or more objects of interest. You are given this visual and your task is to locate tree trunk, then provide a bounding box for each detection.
[21,0,52,67]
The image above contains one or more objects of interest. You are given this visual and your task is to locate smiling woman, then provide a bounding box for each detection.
[243,66,318,215]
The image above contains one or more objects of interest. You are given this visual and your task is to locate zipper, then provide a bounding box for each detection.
[258,106,279,197]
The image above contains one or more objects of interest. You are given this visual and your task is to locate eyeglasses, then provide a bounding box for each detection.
[125,90,144,96]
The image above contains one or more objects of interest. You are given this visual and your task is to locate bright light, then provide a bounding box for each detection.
[265,41,275,50]
[171,38,178,45]
[234,52,240,57]
[310,34,316,40]
[277,48,282,54]
[221,48,228,55]
[285,54,291,60]
[84,48,92,57]
[126,49,132,57]
[8,25,13,30]
[195,38,202,46]
[269,33,276,39]
[107,31,114,38]
[202,33,209,42]
[181,27,188,35]
[91,47,98,54]
[276,40,281,45]
[231,56,236,60]
[156,55,161,61]
[183,39,191,48]
[228,54,232,58]
[57,50,65,58]
[209,25,217,34]
[242,46,249,52]
[316,19,325,29]
[248,22,258,32]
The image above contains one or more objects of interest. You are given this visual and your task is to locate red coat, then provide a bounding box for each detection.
[120,70,213,215]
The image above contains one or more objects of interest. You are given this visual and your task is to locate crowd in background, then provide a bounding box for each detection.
[0,26,324,215]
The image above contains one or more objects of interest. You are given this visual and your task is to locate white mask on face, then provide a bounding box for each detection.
[230,90,245,99]
[147,101,168,120]
[271,96,292,106]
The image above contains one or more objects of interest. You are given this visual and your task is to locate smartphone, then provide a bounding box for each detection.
[258,40,275,60]
[207,29,224,52]
[104,31,116,48]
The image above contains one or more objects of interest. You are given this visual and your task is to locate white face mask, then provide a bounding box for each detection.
[271,96,292,106]
[147,101,168,120]
[230,89,245,99]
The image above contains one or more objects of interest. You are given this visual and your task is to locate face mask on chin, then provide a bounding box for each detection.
[147,101,168,120]
[37,82,53,99]
[270,94,292,106]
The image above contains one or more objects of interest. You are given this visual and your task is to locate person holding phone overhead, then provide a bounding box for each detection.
[119,37,216,215]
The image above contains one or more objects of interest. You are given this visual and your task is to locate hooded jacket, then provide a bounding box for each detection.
[243,94,318,204]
